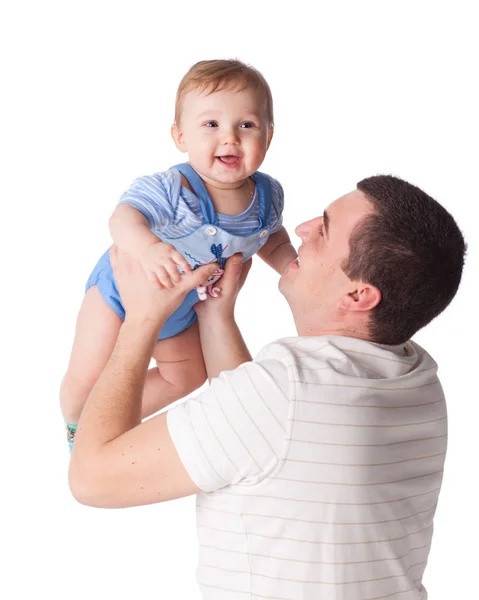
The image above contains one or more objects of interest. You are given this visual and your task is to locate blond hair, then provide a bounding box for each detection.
[174,59,274,127]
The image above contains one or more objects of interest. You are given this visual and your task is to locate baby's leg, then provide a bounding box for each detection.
[61,291,206,450]
[60,286,122,426]
[141,321,207,419]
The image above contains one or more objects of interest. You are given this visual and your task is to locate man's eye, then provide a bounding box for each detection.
[241,122,254,128]
[204,121,218,128]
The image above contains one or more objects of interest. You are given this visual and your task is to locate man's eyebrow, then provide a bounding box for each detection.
[323,210,330,236]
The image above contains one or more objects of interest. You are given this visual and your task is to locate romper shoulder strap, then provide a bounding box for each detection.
[171,163,217,225]
[251,171,273,230]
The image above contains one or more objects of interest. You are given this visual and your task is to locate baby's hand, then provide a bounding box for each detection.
[196,267,224,301]
[141,241,191,289]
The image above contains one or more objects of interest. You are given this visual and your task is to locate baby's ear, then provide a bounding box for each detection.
[266,127,274,150]
[171,124,187,153]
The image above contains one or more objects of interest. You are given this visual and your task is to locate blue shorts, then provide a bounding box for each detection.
[85,249,199,340]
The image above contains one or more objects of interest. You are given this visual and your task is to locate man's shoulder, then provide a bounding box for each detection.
[254,336,352,362]
[206,340,298,398]
[251,337,331,379]
[254,336,440,383]
[253,337,303,365]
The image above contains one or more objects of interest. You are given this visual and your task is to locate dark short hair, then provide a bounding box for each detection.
[341,175,466,345]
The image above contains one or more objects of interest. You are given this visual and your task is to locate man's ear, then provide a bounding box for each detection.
[339,283,381,312]
[171,124,187,153]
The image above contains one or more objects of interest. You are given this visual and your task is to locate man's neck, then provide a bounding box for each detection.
[294,315,373,341]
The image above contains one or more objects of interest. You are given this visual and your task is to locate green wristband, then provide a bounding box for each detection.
[65,421,77,453]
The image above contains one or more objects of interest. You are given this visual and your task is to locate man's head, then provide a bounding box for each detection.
[171,59,274,188]
[280,175,466,345]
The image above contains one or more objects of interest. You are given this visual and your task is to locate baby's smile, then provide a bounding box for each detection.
[216,155,242,168]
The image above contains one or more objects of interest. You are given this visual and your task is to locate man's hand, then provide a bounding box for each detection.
[194,254,253,381]
[140,241,192,288]
[110,245,218,329]
[194,254,252,322]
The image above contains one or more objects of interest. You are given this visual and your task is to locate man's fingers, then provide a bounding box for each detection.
[145,269,158,284]
[156,266,174,289]
[165,260,182,284]
[173,252,192,273]
[221,254,245,286]
[238,257,252,287]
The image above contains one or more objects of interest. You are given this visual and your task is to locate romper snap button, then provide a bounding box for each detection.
[259,229,269,238]
[205,226,217,236]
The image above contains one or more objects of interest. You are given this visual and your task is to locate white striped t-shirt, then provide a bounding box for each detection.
[118,168,284,239]
[167,335,446,600]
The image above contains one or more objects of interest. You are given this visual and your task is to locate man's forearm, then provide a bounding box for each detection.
[71,319,162,461]
[198,315,252,381]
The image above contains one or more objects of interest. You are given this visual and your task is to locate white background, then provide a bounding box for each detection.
[1,1,478,598]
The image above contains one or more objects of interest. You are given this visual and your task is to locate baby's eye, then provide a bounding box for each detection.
[240,122,255,129]
[318,224,324,237]
[204,121,218,128]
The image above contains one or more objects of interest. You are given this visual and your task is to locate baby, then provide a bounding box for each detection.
[60,59,298,450]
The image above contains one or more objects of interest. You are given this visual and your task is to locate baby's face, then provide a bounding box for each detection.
[172,87,272,188]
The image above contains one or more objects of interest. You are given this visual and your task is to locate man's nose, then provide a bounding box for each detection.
[295,220,312,240]
[295,217,322,240]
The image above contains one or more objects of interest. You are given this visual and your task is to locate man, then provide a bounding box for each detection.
[69,175,466,599]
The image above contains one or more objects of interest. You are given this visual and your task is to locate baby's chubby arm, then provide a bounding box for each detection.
[109,204,159,258]
[257,226,298,275]
[109,204,191,288]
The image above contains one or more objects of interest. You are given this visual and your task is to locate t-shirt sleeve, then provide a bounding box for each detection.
[268,176,285,234]
[118,173,175,230]
[166,353,290,492]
